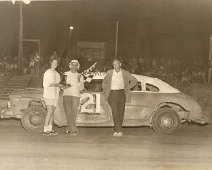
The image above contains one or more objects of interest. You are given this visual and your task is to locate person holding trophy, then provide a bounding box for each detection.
[42,56,63,136]
[63,60,84,136]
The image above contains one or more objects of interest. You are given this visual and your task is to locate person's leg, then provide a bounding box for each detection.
[69,96,80,133]
[117,91,126,132]
[108,91,120,132]
[48,106,56,132]
[43,104,54,133]
[63,96,72,132]
[44,105,53,126]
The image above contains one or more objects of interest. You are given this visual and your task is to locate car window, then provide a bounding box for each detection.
[130,82,142,91]
[85,79,103,92]
[146,83,159,92]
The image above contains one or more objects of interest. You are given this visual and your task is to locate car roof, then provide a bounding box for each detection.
[90,72,180,93]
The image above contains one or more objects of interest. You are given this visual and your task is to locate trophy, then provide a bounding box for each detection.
[60,72,71,87]
[60,72,67,85]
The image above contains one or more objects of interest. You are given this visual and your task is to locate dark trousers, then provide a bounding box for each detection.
[108,90,126,132]
[63,96,80,132]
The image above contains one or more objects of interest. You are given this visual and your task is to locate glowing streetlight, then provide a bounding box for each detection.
[68,26,74,57]
[11,0,31,4]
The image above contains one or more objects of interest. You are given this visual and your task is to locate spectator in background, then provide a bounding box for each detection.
[29,56,35,75]
[34,52,40,75]
[138,57,145,74]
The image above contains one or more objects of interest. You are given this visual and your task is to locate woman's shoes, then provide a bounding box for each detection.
[65,130,79,136]
[42,131,51,136]
[50,131,58,135]
[42,131,58,136]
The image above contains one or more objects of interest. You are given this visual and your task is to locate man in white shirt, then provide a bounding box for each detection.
[63,60,84,136]
[102,59,137,137]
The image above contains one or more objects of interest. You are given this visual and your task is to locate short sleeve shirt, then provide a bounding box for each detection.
[43,69,60,99]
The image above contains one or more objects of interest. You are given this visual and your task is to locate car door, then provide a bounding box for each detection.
[78,79,112,125]
[124,81,149,126]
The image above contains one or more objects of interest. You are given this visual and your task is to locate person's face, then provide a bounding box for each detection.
[51,60,58,69]
[113,60,121,70]
[69,62,78,71]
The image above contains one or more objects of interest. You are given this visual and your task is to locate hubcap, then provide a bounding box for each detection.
[160,116,173,128]
[29,112,43,126]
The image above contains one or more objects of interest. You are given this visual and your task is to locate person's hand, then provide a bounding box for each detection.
[57,84,64,88]
[124,87,130,92]
[63,84,71,89]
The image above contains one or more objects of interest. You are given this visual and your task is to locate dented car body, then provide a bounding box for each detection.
[1,73,209,134]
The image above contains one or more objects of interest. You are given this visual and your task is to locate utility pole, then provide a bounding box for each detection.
[18,2,23,72]
[208,34,212,84]
[114,21,119,59]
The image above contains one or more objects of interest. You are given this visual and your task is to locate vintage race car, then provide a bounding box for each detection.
[0,73,209,134]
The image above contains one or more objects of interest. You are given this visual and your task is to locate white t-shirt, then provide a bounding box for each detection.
[43,69,60,99]
[111,69,125,90]
[63,71,84,97]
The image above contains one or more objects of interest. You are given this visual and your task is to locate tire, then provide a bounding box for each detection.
[152,108,181,135]
[21,106,47,132]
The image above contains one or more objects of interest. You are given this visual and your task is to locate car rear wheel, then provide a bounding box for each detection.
[21,106,47,132]
[152,108,181,135]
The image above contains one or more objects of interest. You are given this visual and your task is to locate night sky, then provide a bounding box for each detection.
[1,0,212,63]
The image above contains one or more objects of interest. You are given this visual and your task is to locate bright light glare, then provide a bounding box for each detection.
[11,0,31,4]
[70,26,74,30]
[23,0,31,4]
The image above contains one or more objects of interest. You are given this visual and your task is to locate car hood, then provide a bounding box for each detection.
[11,88,43,99]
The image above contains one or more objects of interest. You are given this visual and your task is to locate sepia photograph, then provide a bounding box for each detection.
[0,0,211,169]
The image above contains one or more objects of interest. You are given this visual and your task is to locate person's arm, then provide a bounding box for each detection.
[124,71,138,91]
[78,75,85,91]
[102,71,109,92]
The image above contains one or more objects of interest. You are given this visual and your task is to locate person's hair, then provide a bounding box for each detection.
[113,59,120,63]
[49,56,59,67]
[113,59,122,66]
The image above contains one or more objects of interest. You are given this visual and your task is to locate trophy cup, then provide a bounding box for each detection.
[60,72,67,85]
[60,72,71,88]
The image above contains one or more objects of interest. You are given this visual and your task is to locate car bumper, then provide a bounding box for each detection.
[1,108,15,119]
[192,114,209,124]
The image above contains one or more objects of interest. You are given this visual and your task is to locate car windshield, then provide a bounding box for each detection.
[85,79,103,92]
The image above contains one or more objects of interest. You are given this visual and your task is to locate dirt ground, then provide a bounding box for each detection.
[0,117,212,170]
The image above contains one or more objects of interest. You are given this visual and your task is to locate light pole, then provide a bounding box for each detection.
[68,26,74,58]
[18,1,23,72]
[11,0,31,72]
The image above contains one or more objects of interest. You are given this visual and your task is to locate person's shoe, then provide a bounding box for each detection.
[70,131,79,137]
[65,130,78,136]
[49,131,58,136]
[42,131,51,136]
[113,132,123,137]
[65,130,71,135]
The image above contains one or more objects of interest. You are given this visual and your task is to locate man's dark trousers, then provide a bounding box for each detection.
[108,89,126,132]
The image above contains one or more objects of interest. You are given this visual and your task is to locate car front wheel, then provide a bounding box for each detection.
[21,106,47,132]
[152,108,181,135]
